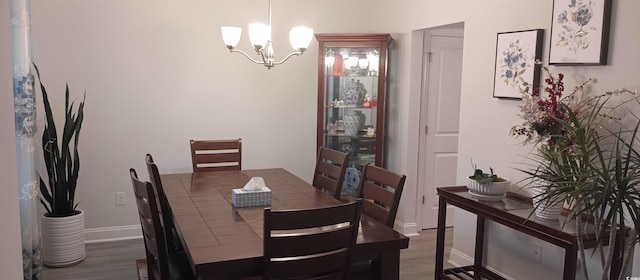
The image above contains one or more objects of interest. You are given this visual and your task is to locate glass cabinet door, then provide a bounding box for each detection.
[315,34,392,192]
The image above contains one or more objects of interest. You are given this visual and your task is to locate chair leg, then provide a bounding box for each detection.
[370,259,382,280]
[170,228,184,252]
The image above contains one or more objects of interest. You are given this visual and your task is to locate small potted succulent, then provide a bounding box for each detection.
[466,163,510,199]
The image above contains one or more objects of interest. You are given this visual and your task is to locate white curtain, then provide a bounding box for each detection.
[10,0,42,278]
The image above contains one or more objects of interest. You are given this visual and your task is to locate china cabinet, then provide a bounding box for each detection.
[315,34,392,194]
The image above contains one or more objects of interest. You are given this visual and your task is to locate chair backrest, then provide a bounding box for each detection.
[130,168,169,280]
[190,139,242,173]
[145,153,179,252]
[358,164,406,228]
[263,200,362,280]
[312,146,350,200]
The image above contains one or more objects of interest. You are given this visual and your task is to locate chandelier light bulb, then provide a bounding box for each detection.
[289,27,313,52]
[248,23,271,51]
[221,26,242,49]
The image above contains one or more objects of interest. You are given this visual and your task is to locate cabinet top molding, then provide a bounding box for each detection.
[315,34,392,45]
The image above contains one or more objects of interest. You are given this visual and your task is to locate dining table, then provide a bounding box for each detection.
[160,168,409,280]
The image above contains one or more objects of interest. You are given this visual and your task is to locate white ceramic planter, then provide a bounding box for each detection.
[531,186,563,220]
[41,210,86,267]
[466,178,510,200]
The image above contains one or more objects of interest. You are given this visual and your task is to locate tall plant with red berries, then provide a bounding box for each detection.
[510,67,591,147]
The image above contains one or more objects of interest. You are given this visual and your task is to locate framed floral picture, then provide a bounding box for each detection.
[493,29,544,99]
[549,0,612,65]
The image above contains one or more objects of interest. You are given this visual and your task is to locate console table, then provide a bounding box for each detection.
[435,186,622,280]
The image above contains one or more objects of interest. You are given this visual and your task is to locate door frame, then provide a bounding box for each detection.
[407,22,465,231]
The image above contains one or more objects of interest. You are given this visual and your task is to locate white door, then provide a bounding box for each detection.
[420,31,464,229]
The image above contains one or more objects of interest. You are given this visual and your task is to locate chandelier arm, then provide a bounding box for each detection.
[229,49,267,65]
[271,51,303,66]
[258,49,269,63]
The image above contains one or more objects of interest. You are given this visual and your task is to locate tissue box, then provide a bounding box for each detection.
[231,187,272,208]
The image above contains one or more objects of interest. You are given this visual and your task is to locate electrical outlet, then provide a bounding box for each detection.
[528,243,542,262]
[116,192,126,206]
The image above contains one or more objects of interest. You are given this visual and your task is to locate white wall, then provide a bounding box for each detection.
[1,0,27,278]
[18,0,640,278]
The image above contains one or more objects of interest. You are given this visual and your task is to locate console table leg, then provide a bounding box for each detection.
[564,245,577,280]
[435,196,447,280]
[610,235,623,280]
[474,216,486,271]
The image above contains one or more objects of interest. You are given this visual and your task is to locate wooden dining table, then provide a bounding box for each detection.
[160,168,409,280]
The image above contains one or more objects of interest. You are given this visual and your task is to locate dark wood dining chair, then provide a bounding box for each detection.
[190,138,242,173]
[352,163,407,280]
[263,199,362,280]
[129,168,195,280]
[145,154,183,253]
[312,146,350,200]
[358,163,406,228]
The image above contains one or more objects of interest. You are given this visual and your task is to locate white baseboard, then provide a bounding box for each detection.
[393,220,419,236]
[449,248,473,267]
[84,225,142,243]
[448,248,513,280]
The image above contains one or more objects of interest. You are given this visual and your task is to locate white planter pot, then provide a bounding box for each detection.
[466,178,510,200]
[41,210,86,267]
[530,183,563,220]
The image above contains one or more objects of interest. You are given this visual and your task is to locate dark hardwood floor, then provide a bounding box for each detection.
[43,228,453,280]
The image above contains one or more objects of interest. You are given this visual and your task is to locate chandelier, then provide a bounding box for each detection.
[220,0,313,69]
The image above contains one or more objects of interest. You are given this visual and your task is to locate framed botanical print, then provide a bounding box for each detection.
[549,0,612,65]
[493,29,544,99]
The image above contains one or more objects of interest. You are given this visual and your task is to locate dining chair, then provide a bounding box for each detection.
[312,146,350,200]
[351,163,406,280]
[358,163,406,228]
[190,138,242,173]
[129,168,195,280]
[145,153,183,253]
[263,199,362,280]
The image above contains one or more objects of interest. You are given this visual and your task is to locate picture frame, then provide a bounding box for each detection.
[493,29,544,99]
[549,0,612,65]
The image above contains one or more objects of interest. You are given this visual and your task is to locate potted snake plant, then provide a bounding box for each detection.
[36,64,87,267]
